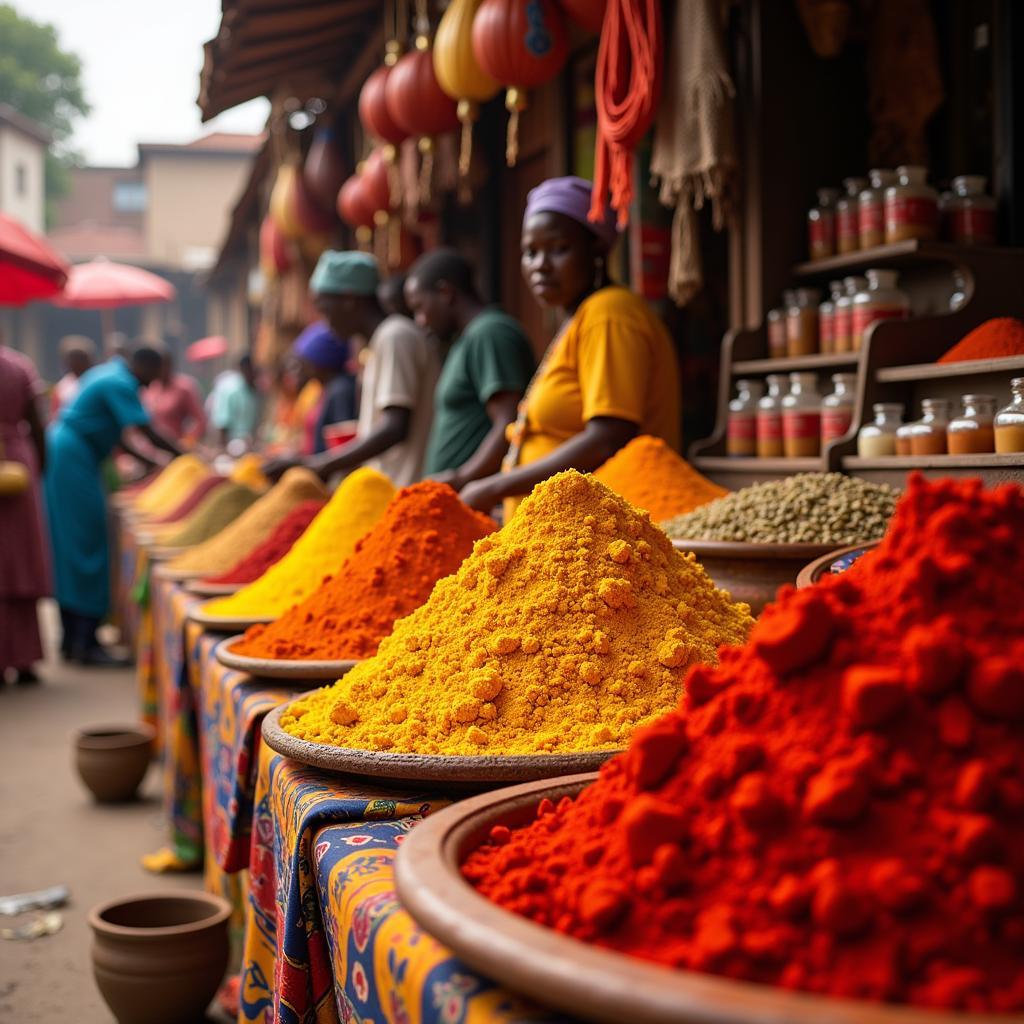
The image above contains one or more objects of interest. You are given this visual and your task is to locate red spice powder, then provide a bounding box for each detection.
[203,499,325,585]
[234,481,496,660]
[148,474,225,525]
[463,474,1024,1012]
[938,317,1024,363]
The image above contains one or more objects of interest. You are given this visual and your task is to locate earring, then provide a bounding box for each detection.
[593,256,605,290]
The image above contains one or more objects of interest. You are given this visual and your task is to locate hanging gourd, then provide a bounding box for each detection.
[557,0,606,34]
[259,216,291,279]
[472,0,569,165]
[361,149,392,216]
[303,122,347,213]
[358,66,409,149]
[433,0,500,176]
[336,174,375,233]
[268,164,302,237]
[290,168,336,235]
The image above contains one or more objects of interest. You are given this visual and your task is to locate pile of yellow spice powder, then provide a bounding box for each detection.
[280,471,754,756]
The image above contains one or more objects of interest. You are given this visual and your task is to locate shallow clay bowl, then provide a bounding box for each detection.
[150,563,206,582]
[187,605,272,633]
[146,545,189,562]
[397,775,1013,1024]
[215,635,359,684]
[184,579,242,598]
[796,540,880,590]
[261,704,618,794]
[74,724,155,803]
[671,539,837,614]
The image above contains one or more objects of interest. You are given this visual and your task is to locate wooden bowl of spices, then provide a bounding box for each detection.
[397,776,1017,1024]
[215,636,359,685]
[796,541,880,590]
[184,580,241,598]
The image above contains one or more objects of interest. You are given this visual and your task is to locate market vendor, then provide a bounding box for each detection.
[265,251,438,488]
[291,320,356,454]
[459,176,681,515]
[45,344,183,665]
[404,248,535,491]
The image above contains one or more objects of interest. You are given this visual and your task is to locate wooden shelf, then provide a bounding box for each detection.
[792,240,1001,278]
[695,456,823,473]
[844,453,1024,470]
[732,353,860,375]
[876,355,1024,383]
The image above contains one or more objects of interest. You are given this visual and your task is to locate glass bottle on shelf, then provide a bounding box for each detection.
[818,280,843,355]
[859,170,896,249]
[895,419,915,456]
[994,380,1024,454]
[756,374,787,458]
[947,395,996,455]
[885,165,939,243]
[786,288,821,357]
[851,269,910,351]
[836,177,866,255]
[727,379,765,457]
[833,276,866,354]
[767,296,790,359]
[908,398,952,456]
[821,373,857,445]
[948,176,997,247]
[808,188,840,261]
[782,373,822,457]
[857,403,904,457]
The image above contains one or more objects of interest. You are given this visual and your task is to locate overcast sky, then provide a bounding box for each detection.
[14,0,269,166]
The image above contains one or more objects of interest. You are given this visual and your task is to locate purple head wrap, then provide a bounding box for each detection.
[293,321,350,372]
[523,176,619,248]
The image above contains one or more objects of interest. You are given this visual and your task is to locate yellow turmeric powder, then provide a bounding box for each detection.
[280,470,753,756]
[166,467,328,575]
[133,455,208,516]
[593,435,727,522]
[201,466,395,619]
[230,453,270,491]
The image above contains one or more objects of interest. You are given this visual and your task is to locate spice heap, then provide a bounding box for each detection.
[664,473,898,544]
[229,452,270,490]
[203,499,325,586]
[281,471,753,755]
[148,474,225,525]
[166,468,327,576]
[464,474,1024,1012]
[133,455,208,516]
[202,467,394,619]
[235,482,496,661]
[939,317,1024,364]
[593,436,727,522]
[160,482,261,548]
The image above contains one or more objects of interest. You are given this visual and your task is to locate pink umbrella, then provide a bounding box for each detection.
[53,258,176,308]
[0,212,69,306]
[186,335,229,363]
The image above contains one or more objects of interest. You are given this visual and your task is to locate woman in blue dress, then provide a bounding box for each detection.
[45,344,182,665]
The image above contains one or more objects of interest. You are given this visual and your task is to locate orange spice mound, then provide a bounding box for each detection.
[234,481,497,661]
[594,435,727,522]
[938,318,1024,363]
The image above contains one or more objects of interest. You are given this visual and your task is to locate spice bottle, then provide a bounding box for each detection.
[859,170,896,249]
[782,373,822,457]
[948,175,997,247]
[851,269,909,351]
[756,374,787,458]
[857,403,904,457]
[767,297,790,359]
[909,398,952,456]
[895,420,915,456]
[819,281,843,355]
[836,177,866,254]
[947,395,996,455]
[727,379,765,457]
[808,188,840,261]
[786,288,821,357]
[885,165,938,243]
[994,379,1024,453]
[821,373,857,445]
[833,276,866,353]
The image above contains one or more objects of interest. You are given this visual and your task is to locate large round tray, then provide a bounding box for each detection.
[152,564,206,582]
[397,775,1013,1024]
[216,635,359,683]
[796,541,880,590]
[672,539,839,615]
[261,704,618,793]
[184,579,242,598]
[187,605,272,632]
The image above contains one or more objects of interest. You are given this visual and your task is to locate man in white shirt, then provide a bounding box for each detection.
[265,251,438,487]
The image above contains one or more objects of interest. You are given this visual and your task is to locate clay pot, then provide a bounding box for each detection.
[74,724,155,803]
[89,892,231,1024]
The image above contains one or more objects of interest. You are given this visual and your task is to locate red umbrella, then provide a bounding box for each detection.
[185,335,229,363]
[53,258,176,309]
[0,212,69,306]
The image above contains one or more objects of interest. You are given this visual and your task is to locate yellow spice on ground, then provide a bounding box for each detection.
[133,455,208,516]
[230,452,270,490]
[281,470,753,756]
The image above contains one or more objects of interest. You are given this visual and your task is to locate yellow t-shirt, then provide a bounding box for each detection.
[508,287,681,509]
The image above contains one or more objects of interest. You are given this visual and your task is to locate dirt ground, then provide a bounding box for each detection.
[0,602,212,1022]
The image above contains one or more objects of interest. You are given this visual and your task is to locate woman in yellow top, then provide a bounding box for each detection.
[460,176,681,515]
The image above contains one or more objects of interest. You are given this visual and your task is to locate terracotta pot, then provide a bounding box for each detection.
[796,540,880,589]
[89,891,231,1024]
[74,724,155,803]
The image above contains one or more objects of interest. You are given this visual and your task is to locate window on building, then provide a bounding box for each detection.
[113,181,147,213]
[15,163,27,196]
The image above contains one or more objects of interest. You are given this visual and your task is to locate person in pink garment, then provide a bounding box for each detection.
[0,331,51,684]
[143,345,206,445]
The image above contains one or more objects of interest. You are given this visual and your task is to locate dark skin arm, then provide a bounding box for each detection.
[459,416,638,512]
[434,391,522,491]
[25,397,45,473]
[119,425,183,468]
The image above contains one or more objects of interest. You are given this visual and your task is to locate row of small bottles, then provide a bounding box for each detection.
[808,168,997,260]
[858,381,1024,456]
[767,270,909,358]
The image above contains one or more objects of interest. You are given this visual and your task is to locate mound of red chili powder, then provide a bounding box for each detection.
[462,474,1024,1012]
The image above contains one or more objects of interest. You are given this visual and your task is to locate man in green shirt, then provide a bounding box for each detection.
[405,248,535,490]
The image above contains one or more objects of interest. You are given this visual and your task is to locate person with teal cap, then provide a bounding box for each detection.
[265,251,438,487]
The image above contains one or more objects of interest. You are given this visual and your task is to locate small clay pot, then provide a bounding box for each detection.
[74,724,155,803]
[89,891,231,1024]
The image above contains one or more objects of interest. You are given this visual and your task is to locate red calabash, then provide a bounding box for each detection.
[361,150,392,215]
[384,49,460,138]
[303,125,347,212]
[336,175,375,229]
[472,0,569,88]
[290,168,336,232]
[259,216,291,276]
[359,66,409,146]
[557,0,606,34]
